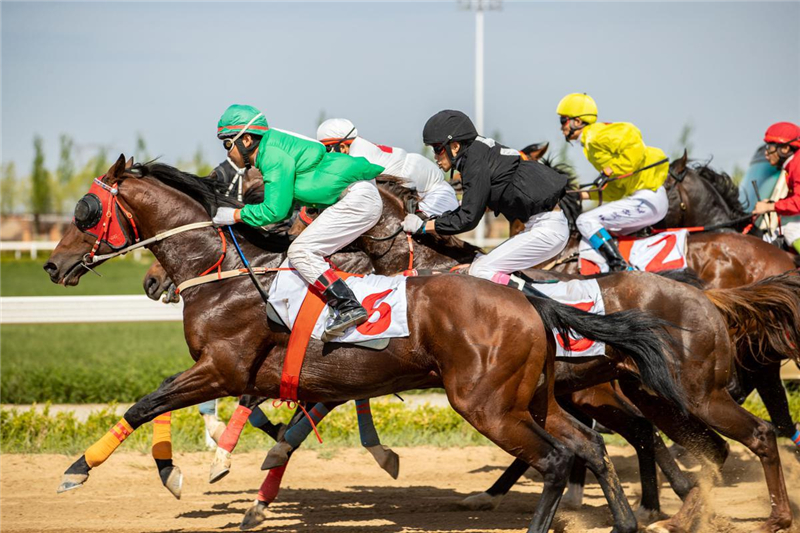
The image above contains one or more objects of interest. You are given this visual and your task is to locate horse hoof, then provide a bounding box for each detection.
[261,441,292,471]
[162,465,183,499]
[240,501,269,530]
[645,520,682,533]
[457,491,502,511]
[635,507,668,526]
[366,445,400,479]
[561,482,585,510]
[57,473,88,493]
[209,447,232,484]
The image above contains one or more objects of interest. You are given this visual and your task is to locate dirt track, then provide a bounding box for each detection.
[2,445,799,533]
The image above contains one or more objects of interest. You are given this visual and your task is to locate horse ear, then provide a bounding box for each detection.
[125,157,134,169]
[674,149,688,172]
[106,154,127,179]
[523,142,549,161]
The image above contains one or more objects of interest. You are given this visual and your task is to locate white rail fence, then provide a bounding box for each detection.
[0,295,182,324]
[0,241,146,260]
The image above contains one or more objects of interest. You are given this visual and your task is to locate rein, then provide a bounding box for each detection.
[86,221,215,264]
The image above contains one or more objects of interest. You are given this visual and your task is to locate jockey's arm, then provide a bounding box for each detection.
[432,159,491,235]
[589,123,647,177]
[239,147,297,226]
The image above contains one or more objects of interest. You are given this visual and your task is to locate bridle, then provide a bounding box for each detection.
[73,175,222,273]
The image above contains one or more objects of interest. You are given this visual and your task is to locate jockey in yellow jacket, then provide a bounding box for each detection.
[557,93,669,271]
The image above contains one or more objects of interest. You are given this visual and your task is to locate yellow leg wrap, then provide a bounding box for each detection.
[85,418,134,468]
[151,412,173,460]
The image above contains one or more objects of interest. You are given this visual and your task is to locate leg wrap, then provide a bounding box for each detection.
[151,412,173,460]
[198,399,218,416]
[258,464,288,504]
[248,406,270,429]
[355,399,381,447]
[85,418,134,468]
[792,429,800,447]
[218,405,252,453]
[284,403,330,448]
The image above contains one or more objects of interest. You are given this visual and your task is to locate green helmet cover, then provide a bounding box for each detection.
[217,104,270,139]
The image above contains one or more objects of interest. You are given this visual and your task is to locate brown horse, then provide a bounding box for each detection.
[43,156,687,533]
[271,179,795,532]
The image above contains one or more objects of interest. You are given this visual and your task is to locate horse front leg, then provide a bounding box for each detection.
[150,411,183,499]
[209,395,271,483]
[58,361,225,494]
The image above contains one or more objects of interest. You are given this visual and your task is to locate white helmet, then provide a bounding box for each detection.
[317,118,358,148]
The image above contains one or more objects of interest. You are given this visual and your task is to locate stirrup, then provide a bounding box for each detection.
[324,308,368,338]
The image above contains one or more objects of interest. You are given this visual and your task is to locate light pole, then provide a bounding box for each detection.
[459,0,501,247]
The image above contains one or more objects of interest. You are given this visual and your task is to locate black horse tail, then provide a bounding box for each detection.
[526,294,688,414]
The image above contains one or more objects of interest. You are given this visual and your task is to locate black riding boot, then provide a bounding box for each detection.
[596,239,633,272]
[317,275,368,338]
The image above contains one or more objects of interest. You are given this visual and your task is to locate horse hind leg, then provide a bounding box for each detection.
[542,407,639,533]
[698,389,792,533]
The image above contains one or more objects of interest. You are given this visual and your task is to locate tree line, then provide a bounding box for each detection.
[0,134,214,233]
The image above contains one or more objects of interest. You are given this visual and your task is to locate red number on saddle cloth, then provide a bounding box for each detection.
[645,234,684,272]
[356,289,393,336]
[555,301,596,353]
[377,144,394,153]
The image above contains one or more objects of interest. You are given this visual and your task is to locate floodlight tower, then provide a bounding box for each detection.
[459,0,501,247]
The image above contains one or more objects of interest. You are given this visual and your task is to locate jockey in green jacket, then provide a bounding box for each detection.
[212,104,384,337]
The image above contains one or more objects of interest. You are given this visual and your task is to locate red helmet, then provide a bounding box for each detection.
[764,122,800,149]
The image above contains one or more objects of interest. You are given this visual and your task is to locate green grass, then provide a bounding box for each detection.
[1,253,155,296]
[0,398,491,454]
[1,322,189,403]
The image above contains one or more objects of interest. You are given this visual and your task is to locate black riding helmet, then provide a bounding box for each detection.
[423,110,479,170]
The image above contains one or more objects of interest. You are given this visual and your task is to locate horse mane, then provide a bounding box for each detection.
[691,162,748,216]
[376,175,485,257]
[128,162,291,252]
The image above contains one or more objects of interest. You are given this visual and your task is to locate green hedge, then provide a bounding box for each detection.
[0,398,489,454]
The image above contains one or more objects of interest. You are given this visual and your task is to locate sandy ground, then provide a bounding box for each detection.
[2,444,799,533]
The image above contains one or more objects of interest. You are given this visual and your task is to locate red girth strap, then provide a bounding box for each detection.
[279,271,359,401]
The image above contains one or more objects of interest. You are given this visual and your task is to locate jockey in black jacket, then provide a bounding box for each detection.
[402,110,569,293]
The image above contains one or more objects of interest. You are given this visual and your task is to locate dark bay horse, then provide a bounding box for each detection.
[43,156,686,533]
[273,179,795,533]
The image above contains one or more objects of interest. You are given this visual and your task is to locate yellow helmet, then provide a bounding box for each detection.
[556,93,598,124]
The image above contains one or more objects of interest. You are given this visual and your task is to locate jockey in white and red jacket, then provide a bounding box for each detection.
[317,118,460,217]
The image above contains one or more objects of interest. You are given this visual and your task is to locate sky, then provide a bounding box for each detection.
[2,1,799,182]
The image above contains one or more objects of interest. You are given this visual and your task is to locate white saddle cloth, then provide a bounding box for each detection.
[580,230,689,274]
[268,260,409,343]
[534,279,606,358]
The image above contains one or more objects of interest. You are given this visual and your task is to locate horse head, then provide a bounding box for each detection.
[44,154,229,287]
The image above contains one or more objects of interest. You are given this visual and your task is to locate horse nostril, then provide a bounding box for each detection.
[43,262,58,275]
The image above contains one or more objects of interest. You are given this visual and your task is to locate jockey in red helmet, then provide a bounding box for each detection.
[752,122,800,252]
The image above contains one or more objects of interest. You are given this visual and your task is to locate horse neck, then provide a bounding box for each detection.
[688,173,739,225]
[123,178,285,292]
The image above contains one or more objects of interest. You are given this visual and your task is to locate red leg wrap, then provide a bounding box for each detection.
[258,463,288,504]
[218,405,252,453]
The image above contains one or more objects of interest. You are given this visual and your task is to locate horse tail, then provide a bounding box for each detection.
[704,272,800,366]
[525,294,688,414]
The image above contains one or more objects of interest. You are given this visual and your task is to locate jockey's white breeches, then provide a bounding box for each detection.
[576,186,669,239]
[469,209,570,281]
[288,180,382,284]
[782,221,800,245]
[419,181,460,217]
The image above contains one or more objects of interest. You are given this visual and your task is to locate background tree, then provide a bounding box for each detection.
[29,136,52,234]
[671,121,695,160]
[192,145,213,176]
[134,133,150,163]
[1,162,19,216]
[54,134,75,213]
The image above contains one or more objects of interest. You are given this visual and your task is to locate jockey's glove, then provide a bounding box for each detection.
[402,213,425,234]
[212,207,237,226]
